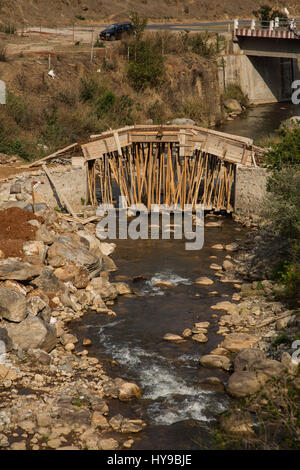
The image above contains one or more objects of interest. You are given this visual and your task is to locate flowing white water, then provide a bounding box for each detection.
[97,318,228,426]
[141,270,192,296]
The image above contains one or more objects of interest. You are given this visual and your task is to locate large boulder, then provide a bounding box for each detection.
[248,358,285,379]
[224,99,242,114]
[234,348,266,372]
[87,277,118,301]
[118,382,143,401]
[26,296,51,323]
[23,241,46,264]
[5,315,57,352]
[0,259,42,281]
[0,288,27,323]
[227,371,267,397]
[200,354,232,371]
[221,333,258,353]
[47,236,102,278]
[31,268,62,296]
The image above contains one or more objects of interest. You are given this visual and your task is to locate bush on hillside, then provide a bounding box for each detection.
[127,40,165,91]
[265,128,300,170]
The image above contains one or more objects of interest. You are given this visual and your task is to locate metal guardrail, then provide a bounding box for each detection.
[234,17,300,33]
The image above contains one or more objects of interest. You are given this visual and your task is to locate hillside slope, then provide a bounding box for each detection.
[0,0,299,26]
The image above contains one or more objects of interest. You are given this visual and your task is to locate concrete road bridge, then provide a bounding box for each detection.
[220,18,300,104]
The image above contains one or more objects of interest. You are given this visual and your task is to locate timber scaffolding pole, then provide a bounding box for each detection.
[80,125,263,213]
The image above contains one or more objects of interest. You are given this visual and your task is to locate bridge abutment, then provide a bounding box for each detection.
[234,165,268,219]
[219,53,300,103]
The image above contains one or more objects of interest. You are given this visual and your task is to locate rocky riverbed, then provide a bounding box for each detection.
[0,206,146,450]
[0,202,299,450]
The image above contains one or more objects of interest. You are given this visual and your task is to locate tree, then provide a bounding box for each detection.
[265,128,300,170]
[129,11,148,42]
[253,5,287,27]
[127,41,165,91]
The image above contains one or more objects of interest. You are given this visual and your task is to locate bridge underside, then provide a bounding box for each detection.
[236,37,300,59]
[88,142,236,212]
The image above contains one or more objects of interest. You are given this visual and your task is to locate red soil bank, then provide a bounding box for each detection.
[0,207,44,258]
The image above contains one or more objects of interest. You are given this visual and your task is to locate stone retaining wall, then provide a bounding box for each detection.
[234,165,268,218]
[0,164,88,211]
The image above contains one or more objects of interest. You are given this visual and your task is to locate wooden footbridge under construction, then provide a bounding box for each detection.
[29,125,265,213]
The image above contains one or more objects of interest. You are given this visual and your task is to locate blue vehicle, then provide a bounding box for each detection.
[99,22,133,41]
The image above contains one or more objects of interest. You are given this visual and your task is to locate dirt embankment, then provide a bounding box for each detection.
[0,207,43,258]
[0,0,299,26]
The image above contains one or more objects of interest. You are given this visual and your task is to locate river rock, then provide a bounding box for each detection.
[182,328,192,337]
[200,354,231,371]
[225,242,238,252]
[121,419,145,433]
[281,352,299,376]
[98,438,118,450]
[23,241,46,263]
[211,244,224,250]
[205,221,222,227]
[5,314,57,352]
[224,99,242,113]
[276,316,292,331]
[234,348,266,371]
[221,333,258,352]
[195,277,214,286]
[114,282,132,295]
[60,333,78,346]
[30,268,61,295]
[47,236,102,278]
[223,260,234,271]
[195,321,210,329]
[198,376,225,392]
[227,371,267,397]
[35,225,55,245]
[219,410,255,436]
[163,333,184,342]
[118,382,143,401]
[210,263,222,271]
[0,259,42,281]
[26,296,51,322]
[91,412,109,430]
[192,333,208,343]
[249,358,285,378]
[102,255,117,272]
[211,301,238,314]
[97,242,116,256]
[192,327,207,334]
[87,277,118,301]
[0,288,27,323]
[0,364,19,381]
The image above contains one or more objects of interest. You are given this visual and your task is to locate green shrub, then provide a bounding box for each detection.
[127,40,165,91]
[222,84,248,108]
[265,128,300,170]
[191,32,217,58]
[6,91,30,128]
[79,78,99,102]
[264,168,300,240]
[95,89,116,118]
